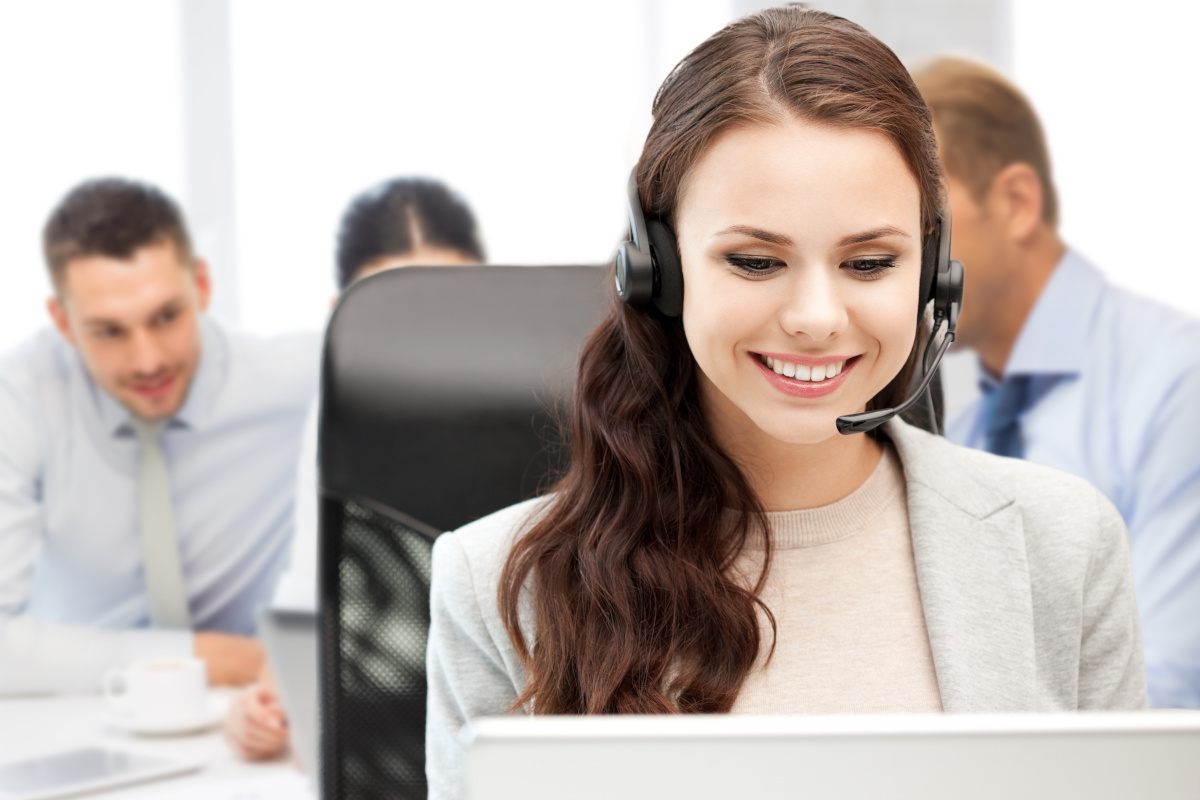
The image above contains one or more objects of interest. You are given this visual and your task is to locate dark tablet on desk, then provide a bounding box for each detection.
[0,746,202,800]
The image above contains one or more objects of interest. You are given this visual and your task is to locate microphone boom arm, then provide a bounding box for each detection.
[836,316,955,436]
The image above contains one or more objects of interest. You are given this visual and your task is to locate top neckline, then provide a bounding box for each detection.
[740,444,905,550]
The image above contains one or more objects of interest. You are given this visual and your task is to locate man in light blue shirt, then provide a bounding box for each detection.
[916,58,1200,707]
[0,178,318,694]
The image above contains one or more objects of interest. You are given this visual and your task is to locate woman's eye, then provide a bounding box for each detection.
[725,255,784,276]
[844,258,899,278]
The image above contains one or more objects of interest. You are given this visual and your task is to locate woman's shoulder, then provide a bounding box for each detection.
[431,495,554,598]
[887,418,1117,518]
[886,418,1127,565]
[887,420,1143,710]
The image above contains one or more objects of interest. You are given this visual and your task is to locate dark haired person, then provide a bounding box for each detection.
[333,176,486,292]
[0,178,318,694]
[913,58,1200,709]
[424,8,1146,799]
[224,176,485,760]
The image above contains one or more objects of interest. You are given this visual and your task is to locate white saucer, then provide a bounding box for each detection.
[105,695,228,736]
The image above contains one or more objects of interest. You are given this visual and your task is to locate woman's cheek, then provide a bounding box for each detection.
[867,284,920,381]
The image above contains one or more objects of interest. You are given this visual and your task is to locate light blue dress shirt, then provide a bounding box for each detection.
[948,249,1200,708]
[0,317,319,694]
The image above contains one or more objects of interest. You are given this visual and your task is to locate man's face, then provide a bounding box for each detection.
[943,170,1011,350]
[47,240,211,421]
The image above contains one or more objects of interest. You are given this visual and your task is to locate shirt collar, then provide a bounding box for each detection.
[1002,248,1106,378]
[94,315,228,438]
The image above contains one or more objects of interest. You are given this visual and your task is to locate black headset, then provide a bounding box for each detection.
[614,170,965,435]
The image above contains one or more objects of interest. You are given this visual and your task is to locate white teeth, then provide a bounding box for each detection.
[760,355,848,382]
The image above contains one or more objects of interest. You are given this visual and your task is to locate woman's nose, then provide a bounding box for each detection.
[777,266,849,342]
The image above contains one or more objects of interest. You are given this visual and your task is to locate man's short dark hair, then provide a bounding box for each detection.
[336,177,486,290]
[43,177,194,289]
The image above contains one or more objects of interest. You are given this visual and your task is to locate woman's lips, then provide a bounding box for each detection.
[752,353,860,399]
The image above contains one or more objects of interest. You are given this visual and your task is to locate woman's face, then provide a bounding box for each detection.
[675,116,923,448]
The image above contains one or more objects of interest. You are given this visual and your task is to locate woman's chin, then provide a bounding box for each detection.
[753,413,850,447]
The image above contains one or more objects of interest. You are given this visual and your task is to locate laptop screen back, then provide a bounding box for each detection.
[258,607,319,786]
[464,712,1200,800]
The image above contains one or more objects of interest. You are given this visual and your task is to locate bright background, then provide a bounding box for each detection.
[2,0,1197,417]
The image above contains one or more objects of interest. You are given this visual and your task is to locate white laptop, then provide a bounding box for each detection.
[257,607,319,787]
[464,712,1200,800]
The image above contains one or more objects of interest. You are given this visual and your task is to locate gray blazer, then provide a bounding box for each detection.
[425,419,1147,800]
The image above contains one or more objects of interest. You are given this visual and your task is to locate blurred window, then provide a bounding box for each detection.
[0,1,186,353]
[1013,0,1200,315]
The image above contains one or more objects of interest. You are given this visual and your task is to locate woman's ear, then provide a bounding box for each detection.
[991,162,1045,245]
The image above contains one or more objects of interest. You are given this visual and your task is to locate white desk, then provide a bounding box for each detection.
[0,690,312,799]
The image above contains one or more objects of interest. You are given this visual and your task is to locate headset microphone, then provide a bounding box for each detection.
[615,170,965,435]
[834,316,955,434]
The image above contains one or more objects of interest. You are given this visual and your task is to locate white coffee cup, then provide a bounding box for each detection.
[103,657,208,722]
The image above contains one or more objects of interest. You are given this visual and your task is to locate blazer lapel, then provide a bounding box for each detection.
[886,420,1038,712]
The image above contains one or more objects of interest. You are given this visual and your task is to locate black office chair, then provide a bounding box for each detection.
[318,265,610,800]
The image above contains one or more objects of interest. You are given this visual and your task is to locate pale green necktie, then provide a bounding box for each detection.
[131,418,191,629]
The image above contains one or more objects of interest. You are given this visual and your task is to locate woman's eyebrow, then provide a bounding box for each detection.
[715,224,912,247]
[838,225,911,246]
[715,225,795,245]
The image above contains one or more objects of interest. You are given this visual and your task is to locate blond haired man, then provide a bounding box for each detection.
[914,58,1200,708]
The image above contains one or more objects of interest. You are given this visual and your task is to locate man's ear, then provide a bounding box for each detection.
[192,258,212,312]
[46,296,76,346]
[992,162,1045,245]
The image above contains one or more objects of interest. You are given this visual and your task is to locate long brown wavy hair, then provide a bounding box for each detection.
[499,5,945,715]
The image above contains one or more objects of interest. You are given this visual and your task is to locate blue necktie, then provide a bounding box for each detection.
[982,375,1030,458]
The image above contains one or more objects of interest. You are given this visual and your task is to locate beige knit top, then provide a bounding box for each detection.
[730,444,943,714]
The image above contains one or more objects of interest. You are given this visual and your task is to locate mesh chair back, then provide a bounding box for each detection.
[319,265,609,800]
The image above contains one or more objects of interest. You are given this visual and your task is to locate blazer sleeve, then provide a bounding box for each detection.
[1077,488,1149,709]
[426,532,522,800]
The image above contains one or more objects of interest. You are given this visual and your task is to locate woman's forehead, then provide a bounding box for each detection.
[676,119,922,244]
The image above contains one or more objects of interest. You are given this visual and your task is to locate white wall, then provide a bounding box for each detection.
[0,1,186,353]
[1,1,1196,356]
[1013,0,1200,318]
[0,0,734,350]
[228,0,734,335]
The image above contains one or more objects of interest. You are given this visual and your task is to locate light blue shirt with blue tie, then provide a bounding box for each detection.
[0,317,319,694]
[948,249,1200,708]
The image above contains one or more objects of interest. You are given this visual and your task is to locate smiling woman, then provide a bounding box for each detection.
[423,7,1147,799]
[676,120,923,476]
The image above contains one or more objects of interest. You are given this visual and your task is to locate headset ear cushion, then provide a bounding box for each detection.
[647,219,684,318]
